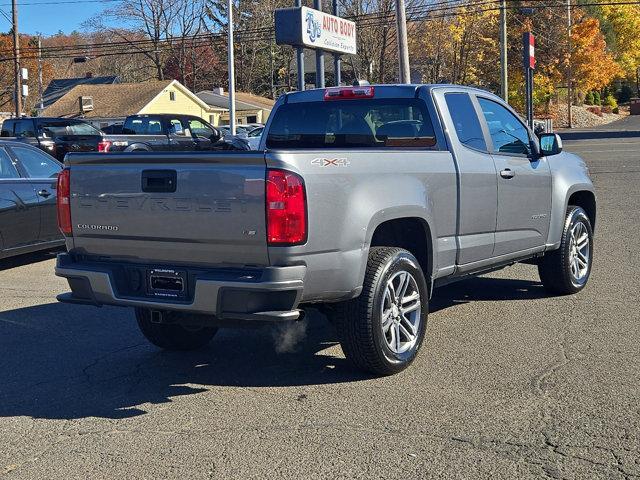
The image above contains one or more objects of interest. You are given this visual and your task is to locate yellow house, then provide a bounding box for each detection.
[41,80,226,128]
[197,88,274,125]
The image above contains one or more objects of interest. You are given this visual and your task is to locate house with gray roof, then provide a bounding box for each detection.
[196,88,274,125]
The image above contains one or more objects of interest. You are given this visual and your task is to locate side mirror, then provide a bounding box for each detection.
[539,133,563,156]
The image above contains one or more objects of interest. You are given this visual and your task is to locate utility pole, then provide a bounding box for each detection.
[499,0,508,101]
[270,39,276,99]
[12,0,21,118]
[332,0,341,86]
[395,0,411,83]
[314,0,325,88]
[566,0,572,128]
[295,0,304,91]
[227,0,236,135]
[37,35,44,112]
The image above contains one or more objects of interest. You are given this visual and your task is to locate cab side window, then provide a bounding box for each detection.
[444,93,487,152]
[0,148,19,179]
[12,146,61,178]
[14,120,36,138]
[478,98,531,156]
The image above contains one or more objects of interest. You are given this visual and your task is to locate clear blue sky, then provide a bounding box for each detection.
[4,2,105,36]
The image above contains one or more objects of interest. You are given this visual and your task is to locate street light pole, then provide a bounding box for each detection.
[395,0,411,83]
[227,0,236,135]
[499,0,508,101]
[567,0,572,128]
[11,0,21,118]
[38,35,43,112]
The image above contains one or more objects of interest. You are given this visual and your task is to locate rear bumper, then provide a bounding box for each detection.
[54,253,305,322]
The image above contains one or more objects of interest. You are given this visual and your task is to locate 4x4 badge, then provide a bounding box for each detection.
[311,158,350,167]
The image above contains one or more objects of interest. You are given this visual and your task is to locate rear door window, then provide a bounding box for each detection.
[169,119,186,136]
[12,146,61,178]
[266,98,438,149]
[444,93,487,152]
[123,118,162,135]
[0,148,19,178]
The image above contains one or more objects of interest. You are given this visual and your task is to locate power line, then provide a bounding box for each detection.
[1,0,637,62]
[0,0,117,5]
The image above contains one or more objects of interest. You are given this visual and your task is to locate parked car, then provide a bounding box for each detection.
[247,126,264,149]
[1,117,112,161]
[218,124,261,138]
[100,114,225,152]
[0,141,64,260]
[54,84,596,376]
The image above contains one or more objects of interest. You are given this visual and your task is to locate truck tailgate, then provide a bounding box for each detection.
[66,152,268,267]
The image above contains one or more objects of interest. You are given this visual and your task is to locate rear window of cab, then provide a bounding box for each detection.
[266,98,438,149]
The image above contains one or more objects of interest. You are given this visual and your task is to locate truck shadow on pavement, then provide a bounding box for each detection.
[0,276,547,421]
[0,249,62,272]
[429,276,549,313]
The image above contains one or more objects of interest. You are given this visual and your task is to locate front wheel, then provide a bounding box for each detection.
[135,308,218,351]
[538,206,594,295]
[334,247,428,376]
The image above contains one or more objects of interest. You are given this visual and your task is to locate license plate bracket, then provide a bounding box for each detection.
[147,268,187,299]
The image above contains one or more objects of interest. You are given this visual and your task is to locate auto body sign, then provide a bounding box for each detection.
[300,7,356,55]
[274,7,357,55]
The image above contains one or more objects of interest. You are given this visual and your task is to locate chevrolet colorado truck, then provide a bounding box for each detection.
[54,84,596,375]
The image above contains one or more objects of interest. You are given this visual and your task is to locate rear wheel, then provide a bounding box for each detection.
[538,206,593,295]
[135,308,218,350]
[335,247,428,376]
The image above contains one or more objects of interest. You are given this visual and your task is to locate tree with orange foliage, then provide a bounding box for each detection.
[570,16,621,95]
[0,34,54,115]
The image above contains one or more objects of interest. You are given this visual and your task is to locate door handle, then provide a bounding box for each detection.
[500,168,515,179]
[37,189,52,198]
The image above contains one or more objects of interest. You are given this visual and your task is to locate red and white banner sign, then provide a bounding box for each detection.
[523,32,535,69]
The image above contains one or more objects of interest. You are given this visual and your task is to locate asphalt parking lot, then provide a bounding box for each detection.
[1,121,639,479]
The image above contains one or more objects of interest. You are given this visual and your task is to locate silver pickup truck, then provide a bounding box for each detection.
[55,84,596,375]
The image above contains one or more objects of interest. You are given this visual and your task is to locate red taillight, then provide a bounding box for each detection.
[97,140,111,152]
[266,169,307,245]
[56,168,72,235]
[324,86,375,101]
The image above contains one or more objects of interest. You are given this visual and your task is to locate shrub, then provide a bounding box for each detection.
[613,107,619,114]
[586,106,603,116]
[601,106,613,114]
[593,91,601,105]
[604,94,618,109]
[617,85,634,104]
[585,91,595,105]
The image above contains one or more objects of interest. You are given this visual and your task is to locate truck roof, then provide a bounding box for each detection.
[281,83,498,103]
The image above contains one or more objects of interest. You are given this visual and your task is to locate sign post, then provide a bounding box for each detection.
[523,32,535,128]
[275,6,356,89]
[295,0,304,91]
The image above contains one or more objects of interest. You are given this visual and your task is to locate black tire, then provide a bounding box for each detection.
[135,308,218,351]
[538,206,594,295]
[334,247,428,376]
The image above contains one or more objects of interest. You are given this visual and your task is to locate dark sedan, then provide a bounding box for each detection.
[0,141,64,260]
